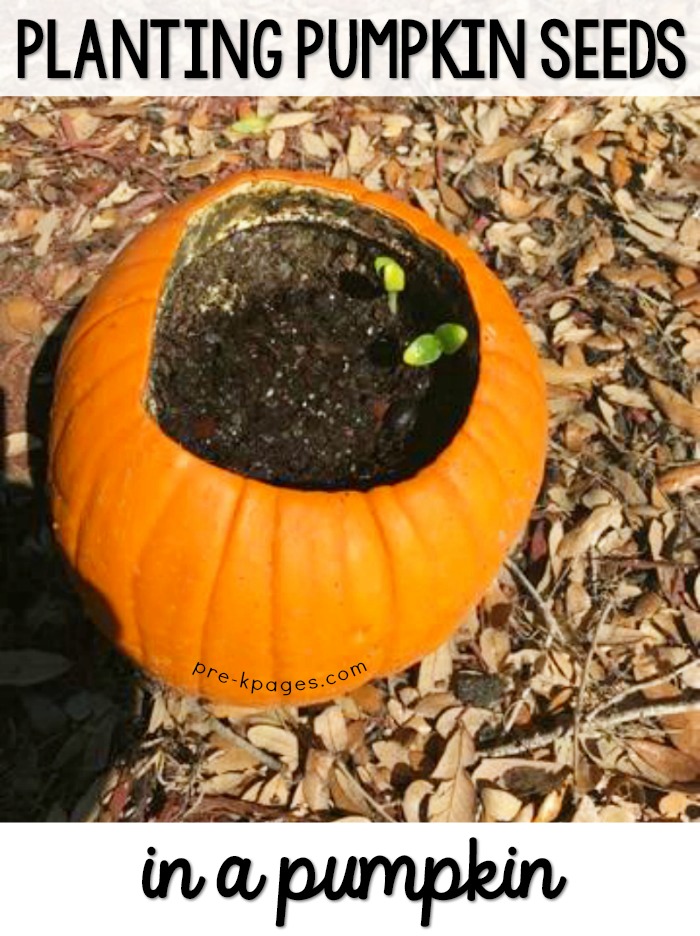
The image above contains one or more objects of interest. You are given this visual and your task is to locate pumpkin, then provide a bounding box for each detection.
[49,170,547,707]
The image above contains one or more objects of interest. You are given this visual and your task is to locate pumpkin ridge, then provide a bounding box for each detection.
[461,421,539,525]
[103,253,174,279]
[57,297,154,379]
[130,462,191,667]
[50,384,148,548]
[469,393,544,466]
[71,416,145,572]
[463,417,529,484]
[268,488,281,684]
[431,462,474,528]
[437,458,506,572]
[481,343,545,389]
[51,350,145,455]
[389,484,430,559]
[197,477,247,695]
[431,460,507,606]
[364,492,399,675]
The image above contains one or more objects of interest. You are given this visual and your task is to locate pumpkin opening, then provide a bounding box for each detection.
[146,182,480,491]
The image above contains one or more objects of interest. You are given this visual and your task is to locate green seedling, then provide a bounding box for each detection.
[403,323,468,367]
[374,256,405,314]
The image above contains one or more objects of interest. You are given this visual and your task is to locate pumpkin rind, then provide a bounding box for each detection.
[49,170,548,706]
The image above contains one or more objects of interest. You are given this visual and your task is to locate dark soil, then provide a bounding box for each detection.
[149,219,478,490]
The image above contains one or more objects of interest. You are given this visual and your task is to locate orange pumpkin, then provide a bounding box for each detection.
[49,170,547,707]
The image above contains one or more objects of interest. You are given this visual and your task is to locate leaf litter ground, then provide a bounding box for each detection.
[1,95,699,823]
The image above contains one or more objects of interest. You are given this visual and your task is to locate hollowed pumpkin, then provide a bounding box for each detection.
[49,170,547,707]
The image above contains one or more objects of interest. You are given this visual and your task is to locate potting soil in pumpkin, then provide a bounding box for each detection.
[149,221,478,490]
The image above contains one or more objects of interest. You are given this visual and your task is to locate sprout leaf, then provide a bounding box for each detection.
[374,256,393,274]
[435,323,468,355]
[403,334,443,367]
[374,256,405,295]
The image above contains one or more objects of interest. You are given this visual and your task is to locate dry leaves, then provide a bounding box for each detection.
[3,94,700,824]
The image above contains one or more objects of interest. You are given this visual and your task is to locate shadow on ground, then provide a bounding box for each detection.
[0,317,142,821]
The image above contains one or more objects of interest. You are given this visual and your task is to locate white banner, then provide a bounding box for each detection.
[7,0,700,95]
[1,823,696,933]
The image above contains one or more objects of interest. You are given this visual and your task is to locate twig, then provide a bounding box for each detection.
[573,599,614,791]
[336,761,396,823]
[505,559,566,648]
[590,557,698,571]
[477,723,572,759]
[591,697,700,731]
[586,657,700,723]
[477,694,700,758]
[208,718,283,772]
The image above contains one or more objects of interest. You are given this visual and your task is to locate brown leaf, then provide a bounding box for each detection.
[629,739,700,784]
[52,265,82,300]
[21,114,55,139]
[573,234,615,285]
[658,791,691,818]
[328,765,373,817]
[662,710,700,761]
[534,788,563,823]
[658,462,700,495]
[427,770,476,822]
[14,208,44,239]
[437,179,469,218]
[267,129,286,161]
[417,641,453,694]
[302,749,334,811]
[178,152,224,179]
[431,725,476,780]
[33,208,61,257]
[207,746,260,775]
[599,803,639,822]
[524,97,569,136]
[603,384,654,410]
[481,787,522,822]
[679,215,700,249]
[545,105,596,143]
[402,779,433,822]
[541,358,599,387]
[479,627,510,673]
[0,295,44,340]
[246,725,299,772]
[499,188,541,220]
[300,130,331,160]
[267,111,315,131]
[62,108,102,141]
[649,379,700,440]
[381,113,412,139]
[350,683,385,715]
[610,147,633,189]
[346,125,374,174]
[557,504,623,558]
[313,705,348,753]
[474,136,522,163]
